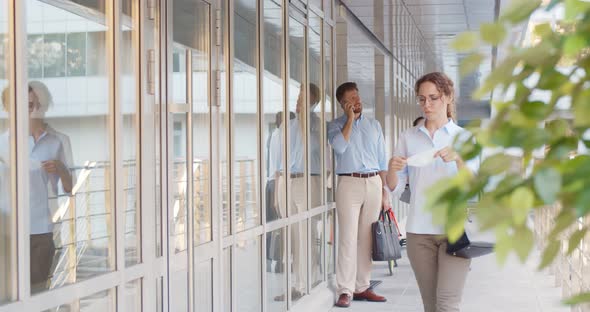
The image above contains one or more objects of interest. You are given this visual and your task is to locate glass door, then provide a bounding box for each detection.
[167,0,215,311]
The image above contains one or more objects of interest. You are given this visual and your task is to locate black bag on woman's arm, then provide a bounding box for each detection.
[446,212,495,259]
[372,211,402,261]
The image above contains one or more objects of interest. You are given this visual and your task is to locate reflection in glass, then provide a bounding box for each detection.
[0,0,13,303]
[190,1,211,246]
[43,288,115,312]
[284,18,307,217]
[121,0,140,267]
[308,16,322,210]
[290,221,307,302]
[235,237,261,312]
[171,114,188,252]
[125,279,142,312]
[195,259,213,311]
[25,0,113,294]
[233,0,259,232]
[326,210,335,275]
[324,24,334,203]
[266,228,286,310]
[311,214,324,288]
[262,0,284,225]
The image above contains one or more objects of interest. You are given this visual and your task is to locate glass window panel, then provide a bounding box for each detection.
[172,47,187,104]
[190,3,211,246]
[220,0,230,237]
[156,277,163,312]
[170,266,188,312]
[43,288,115,312]
[0,0,14,302]
[171,114,188,252]
[26,0,113,294]
[311,214,324,288]
[323,0,332,20]
[309,0,321,10]
[233,0,259,232]
[43,33,66,78]
[194,258,213,311]
[223,247,231,312]
[326,210,335,275]
[125,279,142,312]
[121,0,140,267]
[235,237,261,312]
[262,0,284,223]
[290,220,307,302]
[308,15,322,210]
[266,228,286,310]
[323,24,334,203]
[66,32,85,77]
[286,18,307,217]
[27,34,43,78]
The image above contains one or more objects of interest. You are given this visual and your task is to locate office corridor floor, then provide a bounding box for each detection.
[330,249,570,312]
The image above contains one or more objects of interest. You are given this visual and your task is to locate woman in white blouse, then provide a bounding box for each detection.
[387,72,478,312]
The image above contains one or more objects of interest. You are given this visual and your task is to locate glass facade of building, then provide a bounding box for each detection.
[0,0,425,311]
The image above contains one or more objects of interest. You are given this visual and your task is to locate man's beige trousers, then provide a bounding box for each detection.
[335,175,382,296]
[406,233,471,312]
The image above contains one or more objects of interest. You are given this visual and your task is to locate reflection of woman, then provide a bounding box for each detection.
[0,87,12,302]
[387,72,478,312]
[2,82,74,292]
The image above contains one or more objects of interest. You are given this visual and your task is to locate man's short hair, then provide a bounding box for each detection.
[336,82,358,104]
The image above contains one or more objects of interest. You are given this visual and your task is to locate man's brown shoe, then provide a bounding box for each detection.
[352,289,387,302]
[334,294,351,308]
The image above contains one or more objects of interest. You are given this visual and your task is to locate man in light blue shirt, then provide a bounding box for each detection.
[328,82,389,307]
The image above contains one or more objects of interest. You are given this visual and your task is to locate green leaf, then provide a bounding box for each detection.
[563,292,590,305]
[573,89,590,127]
[518,41,556,66]
[513,227,534,262]
[521,101,549,120]
[564,0,590,21]
[567,227,587,255]
[480,154,513,175]
[550,210,577,237]
[538,240,561,270]
[534,167,562,204]
[480,23,507,45]
[510,187,534,225]
[451,32,479,52]
[545,119,570,139]
[574,188,590,217]
[546,137,579,160]
[563,34,587,57]
[536,69,569,90]
[459,53,485,76]
[500,0,542,24]
[533,22,553,38]
[495,231,513,265]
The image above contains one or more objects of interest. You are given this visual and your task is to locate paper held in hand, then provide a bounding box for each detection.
[406,147,439,167]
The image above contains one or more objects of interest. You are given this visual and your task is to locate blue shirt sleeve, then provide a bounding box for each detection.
[327,119,349,155]
[375,121,387,171]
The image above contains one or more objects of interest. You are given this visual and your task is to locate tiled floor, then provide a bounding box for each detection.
[330,250,570,312]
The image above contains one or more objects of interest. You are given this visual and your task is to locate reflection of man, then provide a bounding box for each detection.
[274,83,321,302]
[2,82,74,293]
[328,82,389,308]
[265,111,294,273]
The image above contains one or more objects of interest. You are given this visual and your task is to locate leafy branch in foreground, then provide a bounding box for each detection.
[428,0,590,305]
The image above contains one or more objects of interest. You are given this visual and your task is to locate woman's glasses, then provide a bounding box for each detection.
[416,94,442,106]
